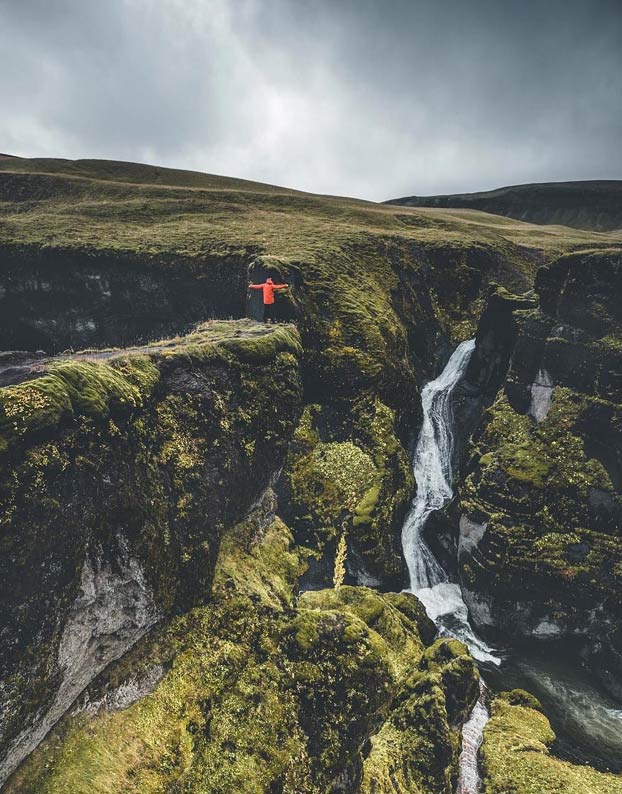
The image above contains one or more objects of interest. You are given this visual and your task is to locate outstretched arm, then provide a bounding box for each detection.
[273,283,288,289]
[248,283,264,289]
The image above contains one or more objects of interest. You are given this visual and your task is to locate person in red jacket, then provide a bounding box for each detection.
[248,277,289,323]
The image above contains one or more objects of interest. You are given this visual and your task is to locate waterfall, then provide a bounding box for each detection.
[401,338,498,663]
[402,339,475,591]
[402,339,496,794]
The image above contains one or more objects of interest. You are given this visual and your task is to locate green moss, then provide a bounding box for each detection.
[481,695,622,794]
[6,516,310,794]
[289,439,376,535]
[6,527,479,794]
[502,688,544,711]
[361,637,479,794]
[284,398,412,582]
[0,321,301,456]
[0,357,159,452]
[299,586,427,677]
[460,386,622,610]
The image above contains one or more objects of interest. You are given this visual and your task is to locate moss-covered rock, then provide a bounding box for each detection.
[360,638,479,794]
[5,513,477,794]
[280,397,414,586]
[481,692,622,794]
[0,320,303,786]
[458,249,622,697]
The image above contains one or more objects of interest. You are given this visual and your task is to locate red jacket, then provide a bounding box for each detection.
[249,278,288,305]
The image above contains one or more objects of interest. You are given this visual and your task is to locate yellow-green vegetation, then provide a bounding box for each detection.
[6,502,476,794]
[0,319,304,782]
[3,160,622,794]
[462,388,622,595]
[333,531,348,590]
[0,356,159,452]
[472,388,607,492]
[284,397,413,583]
[1,158,619,261]
[290,437,377,524]
[0,320,301,454]
[459,306,622,663]
[481,692,622,794]
[3,158,620,410]
[5,515,308,794]
[361,638,480,794]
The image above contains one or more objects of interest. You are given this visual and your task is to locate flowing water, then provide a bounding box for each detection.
[402,339,495,792]
[401,338,622,791]
[402,340,474,592]
[456,681,490,794]
[402,339,499,664]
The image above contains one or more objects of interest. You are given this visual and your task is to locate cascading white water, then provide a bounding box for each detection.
[402,339,475,591]
[456,681,489,794]
[402,339,498,663]
[402,339,496,794]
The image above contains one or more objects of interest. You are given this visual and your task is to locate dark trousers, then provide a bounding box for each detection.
[263,303,277,323]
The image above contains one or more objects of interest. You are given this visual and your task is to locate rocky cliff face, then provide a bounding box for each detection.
[0,243,255,353]
[458,249,622,697]
[0,321,302,785]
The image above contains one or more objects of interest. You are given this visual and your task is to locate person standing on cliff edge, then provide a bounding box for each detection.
[248,277,289,323]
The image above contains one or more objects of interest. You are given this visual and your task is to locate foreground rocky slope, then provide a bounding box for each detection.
[0,321,302,785]
[6,491,480,794]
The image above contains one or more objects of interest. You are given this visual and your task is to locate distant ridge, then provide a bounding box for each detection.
[385,180,622,232]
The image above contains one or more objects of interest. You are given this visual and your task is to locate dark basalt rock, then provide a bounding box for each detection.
[0,321,302,786]
[0,243,256,353]
[457,248,622,699]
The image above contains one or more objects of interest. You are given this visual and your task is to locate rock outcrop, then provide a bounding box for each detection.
[0,320,303,786]
[481,691,622,793]
[5,495,479,794]
[458,249,622,698]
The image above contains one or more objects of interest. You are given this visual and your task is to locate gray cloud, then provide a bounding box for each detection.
[1,0,620,200]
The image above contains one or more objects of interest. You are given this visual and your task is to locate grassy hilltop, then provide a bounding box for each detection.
[1,156,619,260]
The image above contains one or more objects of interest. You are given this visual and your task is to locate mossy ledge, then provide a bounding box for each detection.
[481,691,622,794]
[0,320,303,786]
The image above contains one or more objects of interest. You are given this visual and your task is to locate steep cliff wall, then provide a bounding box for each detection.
[5,492,479,794]
[458,249,622,697]
[0,320,302,785]
[0,243,254,352]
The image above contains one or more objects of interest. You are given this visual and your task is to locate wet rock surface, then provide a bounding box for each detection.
[458,249,622,699]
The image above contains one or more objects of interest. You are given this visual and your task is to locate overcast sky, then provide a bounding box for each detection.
[1,0,620,200]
